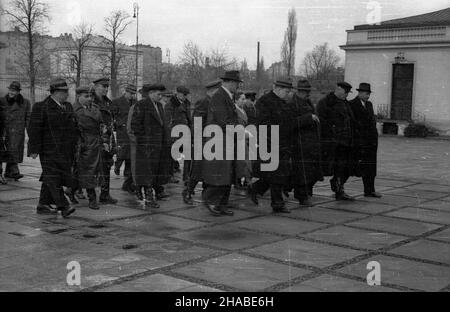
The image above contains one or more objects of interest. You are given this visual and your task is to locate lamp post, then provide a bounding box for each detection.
[133,3,139,88]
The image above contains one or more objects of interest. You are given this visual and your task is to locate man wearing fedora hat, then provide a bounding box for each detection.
[0,81,31,183]
[349,83,382,198]
[92,77,118,205]
[28,78,78,218]
[288,79,324,207]
[131,83,171,208]
[202,70,242,216]
[248,78,295,213]
[111,84,137,194]
[317,82,358,201]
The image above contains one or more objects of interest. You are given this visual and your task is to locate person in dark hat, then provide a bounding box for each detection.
[316,81,357,201]
[182,79,222,205]
[243,90,257,126]
[160,91,173,108]
[131,83,171,208]
[0,81,31,183]
[202,71,242,216]
[348,83,381,198]
[111,84,137,195]
[27,78,78,218]
[71,86,104,210]
[92,77,118,204]
[288,79,324,206]
[247,78,295,213]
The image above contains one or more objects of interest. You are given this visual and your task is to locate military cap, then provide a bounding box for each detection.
[176,86,190,95]
[296,79,312,91]
[220,70,243,83]
[93,77,110,85]
[8,81,21,91]
[48,78,69,92]
[205,79,222,89]
[337,81,353,93]
[76,86,92,94]
[125,84,137,94]
[273,77,293,89]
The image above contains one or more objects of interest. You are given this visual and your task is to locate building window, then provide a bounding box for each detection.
[368,26,446,41]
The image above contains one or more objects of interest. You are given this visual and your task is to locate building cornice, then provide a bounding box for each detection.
[341,41,450,50]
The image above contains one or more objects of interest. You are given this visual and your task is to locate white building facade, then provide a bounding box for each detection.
[341,8,450,134]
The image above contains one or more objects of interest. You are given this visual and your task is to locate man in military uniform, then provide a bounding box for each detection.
[349,83,382,198]
[316,82,357,201]
[92,77,118,204]
[182,79,221,204]
[111,84,137,194]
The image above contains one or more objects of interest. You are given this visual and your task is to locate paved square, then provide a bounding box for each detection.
[1,137,450,292]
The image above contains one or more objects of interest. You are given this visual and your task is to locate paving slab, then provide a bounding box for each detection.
[318,200,397,215]
[170,224,282,250]
[415,200,450,212]
[383,188,448,200]
[110,215,208,237]
[232,215,325,236]
[404,184,450,193]
[280,274,398,292]
[303,225,407,250]
[287,207,367,224]
[385,207,450,225]
[338,255,450,291]
[0,189,40,202]
[247,238,364,268]
[389,239,450,265]
[169,205,258,223]
[345,216,442,236]
[356,194,429,207]
[98,273,220,292]
[427,228,450,243]
[173,253,310,291]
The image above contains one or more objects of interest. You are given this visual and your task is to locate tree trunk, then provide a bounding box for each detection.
[110,42,118,98]
[28,25,35,105]
[76,48,82,87]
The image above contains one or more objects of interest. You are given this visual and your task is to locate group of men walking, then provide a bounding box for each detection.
[0,70,381,218]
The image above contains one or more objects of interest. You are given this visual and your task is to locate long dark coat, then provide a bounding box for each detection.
[73,102,103,189]
[316,92,358,177]
[254,90,295,186]
[111,95,134,160]
[93,94,116,165]
[289,94,324,186]
[202,87,238,186]
[243,100,257,125]
[188,96,210,181]
[0,94,31,163]
[131,98,170,186]
[27,96,78,187]
[348,97,378,177]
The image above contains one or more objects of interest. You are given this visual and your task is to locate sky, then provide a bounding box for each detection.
[1,0,449,71]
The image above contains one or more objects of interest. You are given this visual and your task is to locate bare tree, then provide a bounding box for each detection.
[301,42,341,81]
[61,22,94,87]
[1,0,50,104]
[281,8,297,77]
[104,10,132,97]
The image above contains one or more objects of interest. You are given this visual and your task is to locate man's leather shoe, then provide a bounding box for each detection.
[59,206,76,218]
[6,173,24,181]
[365,192,382,198]
[36,204,57,214]
[99,195,118,204]
[205,204,222,216]
[89,200,99,210]
[299,197,313,207]
[220,209,234,216]
[247,184,258,205]
[273,207,291,214]
[336,192,355,201]
[182,189,194,205]
[155,192,170,200]
[144,199,160,209]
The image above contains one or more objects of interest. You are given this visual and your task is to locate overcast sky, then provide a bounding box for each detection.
[2,0,449,71]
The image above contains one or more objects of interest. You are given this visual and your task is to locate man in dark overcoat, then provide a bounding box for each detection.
[164,86,192,183]
[73,86,103,210]
[131,84,171,208]
[111,84,137,194]
[243,91,257,126]
[202,71,241,216]
[182,79,221,205]
[28,78,78,218]
[316,82,357,201]
[289,79,324,206]
[348,83,382,198]
[248,78,294,213]
[0,81,31,181]
[92,77,118,204]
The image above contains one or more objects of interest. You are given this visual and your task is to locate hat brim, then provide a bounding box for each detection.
[8,87,21,91]
[274,83,293,89]
[356,89,372,93]
[48,87,69,91]
[221,77,243,83]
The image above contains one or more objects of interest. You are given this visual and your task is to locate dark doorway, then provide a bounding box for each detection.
[391,63,414,120]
